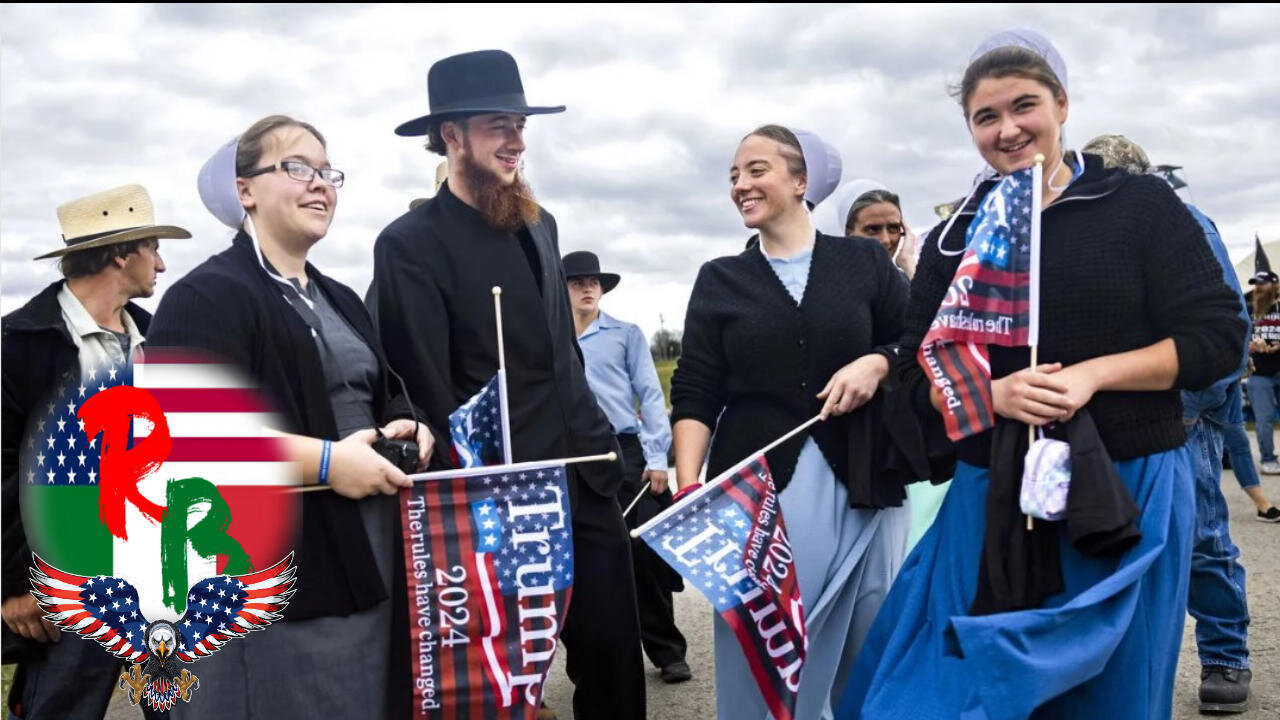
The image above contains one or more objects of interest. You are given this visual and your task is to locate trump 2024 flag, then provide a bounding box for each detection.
[918,164,1042,441]
[401,463,572,720]
[636,456,806,720]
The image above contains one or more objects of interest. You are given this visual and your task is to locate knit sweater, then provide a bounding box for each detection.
[148,232,420,621]
[895,154,1246,464]
[672,232,907,491]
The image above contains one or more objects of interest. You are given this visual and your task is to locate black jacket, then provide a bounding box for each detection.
[1,281,150,662]
[896,154,1246,465]
[671,233,908,494]
[147,231,420,621]
[368,182,623,499]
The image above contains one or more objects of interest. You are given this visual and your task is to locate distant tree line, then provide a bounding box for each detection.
[651,328,681,361]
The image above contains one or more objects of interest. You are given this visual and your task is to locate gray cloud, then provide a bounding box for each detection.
[3,3,1278,339]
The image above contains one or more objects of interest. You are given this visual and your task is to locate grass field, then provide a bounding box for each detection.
[655,358,675,410]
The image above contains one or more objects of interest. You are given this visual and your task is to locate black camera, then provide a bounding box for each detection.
[374,430,419,474]
[376,368,425,475]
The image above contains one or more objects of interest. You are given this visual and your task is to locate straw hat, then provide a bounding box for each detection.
[36,184,190,260]
[434,160,449,192]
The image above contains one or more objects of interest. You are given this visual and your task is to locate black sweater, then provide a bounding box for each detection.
[148,232,419,621]
[896,154,1246,464]
[672,233,907,491]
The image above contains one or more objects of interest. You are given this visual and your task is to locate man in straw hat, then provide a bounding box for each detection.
[368,50,644,719]
[1086,133,1274,713]
[1,184,188,718]
[562,250,692,685]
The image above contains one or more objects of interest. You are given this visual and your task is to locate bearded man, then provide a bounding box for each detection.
[367,50,645,720]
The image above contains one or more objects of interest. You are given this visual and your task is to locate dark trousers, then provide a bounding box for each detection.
[8,634,139,720]
[561,469,647,720]
[614,434,688,669]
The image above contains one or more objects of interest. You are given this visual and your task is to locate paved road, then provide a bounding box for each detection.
[97,465,1278,718]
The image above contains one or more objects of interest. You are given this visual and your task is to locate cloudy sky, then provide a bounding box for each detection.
[3,4,1278,343]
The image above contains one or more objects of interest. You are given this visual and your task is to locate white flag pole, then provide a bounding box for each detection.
[631,413,823,538]
[1027,153,1045,530]
[1028,154,1045,431]
[295,451,619,492]
[622,484,649,519]
[493,286,514,465]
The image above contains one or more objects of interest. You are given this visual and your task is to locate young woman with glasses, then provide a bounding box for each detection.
[148,114,434,719]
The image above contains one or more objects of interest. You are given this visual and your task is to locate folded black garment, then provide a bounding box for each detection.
[844,376,957,510]
[969,408,1141,616]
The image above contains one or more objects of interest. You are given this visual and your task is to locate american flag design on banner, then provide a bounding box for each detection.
[400,463,572,720]
[636,456,806,720]
[19,350,299,622]
[448,374,507,468]
[919,166,1038,441]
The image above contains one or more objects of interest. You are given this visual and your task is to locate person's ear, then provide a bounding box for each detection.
[442,121,465,152]
[236,177,256,212]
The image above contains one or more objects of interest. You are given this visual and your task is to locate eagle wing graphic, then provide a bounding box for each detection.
[29,554,152,663]
[173,552,296,662]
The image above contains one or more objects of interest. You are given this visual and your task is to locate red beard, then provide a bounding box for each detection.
[457,149,540,233]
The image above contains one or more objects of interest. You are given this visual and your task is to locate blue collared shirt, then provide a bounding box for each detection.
[578,310,672,470]
[760,240,813,304]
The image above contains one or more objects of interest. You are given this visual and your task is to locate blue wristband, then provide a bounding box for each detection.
[318,440,333,486]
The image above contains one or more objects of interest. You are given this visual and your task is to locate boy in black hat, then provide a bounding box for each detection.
[562,251,691,685]
[369,50,645,720]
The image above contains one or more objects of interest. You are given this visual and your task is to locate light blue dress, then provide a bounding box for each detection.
[713,243,910,720]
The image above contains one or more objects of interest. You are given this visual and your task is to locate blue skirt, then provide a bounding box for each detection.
[837,448,1194,720]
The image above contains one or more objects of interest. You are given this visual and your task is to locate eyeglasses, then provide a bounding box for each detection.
[241,160,345,188]
[857,223,905,238]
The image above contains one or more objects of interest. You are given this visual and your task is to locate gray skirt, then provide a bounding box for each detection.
[170,492,398,719]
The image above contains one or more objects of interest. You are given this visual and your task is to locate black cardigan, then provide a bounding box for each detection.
[895,154,1246,465]
[147,231,420,621]
[672,233,907,493]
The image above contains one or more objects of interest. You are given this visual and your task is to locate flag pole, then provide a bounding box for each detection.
[294,451,619,493]
[622,483,649,518]
[1027,153,1045,531]
[493,286,514,465]
[631,414,823,538]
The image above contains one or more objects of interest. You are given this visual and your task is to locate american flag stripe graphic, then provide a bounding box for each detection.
[918,165,1041,440]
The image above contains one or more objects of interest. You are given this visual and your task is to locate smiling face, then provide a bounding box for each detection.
[237,125,336,246]
[730,134,807,230]
[448,113,527,186]
[965,75,1068,175]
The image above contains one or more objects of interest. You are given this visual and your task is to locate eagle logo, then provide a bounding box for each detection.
[29,553,296,711]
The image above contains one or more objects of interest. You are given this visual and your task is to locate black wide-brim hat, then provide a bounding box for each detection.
[562,251,620,293]
[395,49,565,137]
[1250,271,1279,285]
